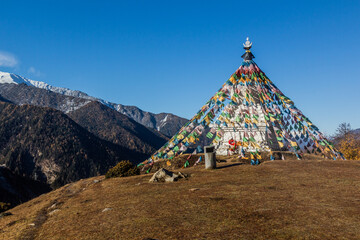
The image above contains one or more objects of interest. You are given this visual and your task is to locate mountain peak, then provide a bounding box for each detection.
[0,71,29,85]
[0,71,94,100]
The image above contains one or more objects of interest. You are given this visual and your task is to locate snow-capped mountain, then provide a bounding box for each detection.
[0,71,187,136]
[0,71,96,100]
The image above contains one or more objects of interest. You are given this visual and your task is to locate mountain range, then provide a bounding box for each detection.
[67,101,168,155]
[0,71,188,137]
[0,100,149,187]
[0,70,187,207]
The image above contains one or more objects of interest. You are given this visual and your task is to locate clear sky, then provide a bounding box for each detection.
[0,0,359,135]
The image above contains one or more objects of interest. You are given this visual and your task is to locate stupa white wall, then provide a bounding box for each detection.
[212,84,275,155]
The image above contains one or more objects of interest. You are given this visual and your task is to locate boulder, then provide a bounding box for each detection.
[149,168,187,183]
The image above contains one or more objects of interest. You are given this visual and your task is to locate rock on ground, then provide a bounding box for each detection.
[149,168,187,183]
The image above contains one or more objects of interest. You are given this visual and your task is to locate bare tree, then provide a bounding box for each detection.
[335,122,352,139]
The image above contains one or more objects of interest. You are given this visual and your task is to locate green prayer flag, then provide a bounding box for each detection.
[206,132,214,139]
[184,161,190,168]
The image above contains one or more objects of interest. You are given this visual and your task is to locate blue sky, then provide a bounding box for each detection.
[0,0,359,135]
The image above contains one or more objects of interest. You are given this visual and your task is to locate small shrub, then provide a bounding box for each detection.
[105,160,140,178]
[0,202,10,213]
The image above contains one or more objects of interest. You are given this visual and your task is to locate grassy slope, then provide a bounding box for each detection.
[1,159,360,240]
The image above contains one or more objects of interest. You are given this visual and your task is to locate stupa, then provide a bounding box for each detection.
[140,37,343,167]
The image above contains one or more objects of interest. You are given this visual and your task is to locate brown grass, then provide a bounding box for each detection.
[1,159,360,240]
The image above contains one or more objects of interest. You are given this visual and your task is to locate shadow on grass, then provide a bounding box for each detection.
[216,163,245,169]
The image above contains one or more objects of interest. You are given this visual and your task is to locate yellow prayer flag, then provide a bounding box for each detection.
[229,76,236,84]
[177,134,184,140]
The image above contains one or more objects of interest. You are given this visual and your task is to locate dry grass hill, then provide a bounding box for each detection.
[1,159,359,240]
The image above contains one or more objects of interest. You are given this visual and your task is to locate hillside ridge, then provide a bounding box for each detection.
[0,159,359,240]
[0,101,147,188]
